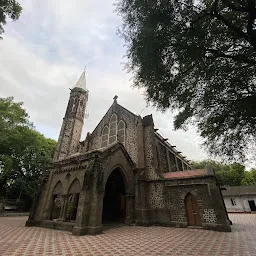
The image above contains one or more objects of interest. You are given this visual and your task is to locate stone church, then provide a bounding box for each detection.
[26,71,231,234]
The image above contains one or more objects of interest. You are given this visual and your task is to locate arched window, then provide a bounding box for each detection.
[117,120,125,144]
[101,126,109,148]
[108,114,117,144]
[67,179,81,221]
[51,181,63,220]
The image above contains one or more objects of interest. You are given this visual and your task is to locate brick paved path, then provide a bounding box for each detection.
[0,214,255,256]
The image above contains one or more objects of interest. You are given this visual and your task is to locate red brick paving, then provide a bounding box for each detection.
[0,214,255,255]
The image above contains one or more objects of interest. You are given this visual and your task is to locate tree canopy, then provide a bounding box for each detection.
[191,160,256,186]
[0,97,56,208]
[116,0,256,162]
[0,0,22,39]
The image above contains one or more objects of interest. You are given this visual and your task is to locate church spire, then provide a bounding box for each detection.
[74,70,86,90]
[53,69,89,162]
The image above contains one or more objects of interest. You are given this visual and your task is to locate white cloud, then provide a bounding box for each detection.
[0,0,208,162]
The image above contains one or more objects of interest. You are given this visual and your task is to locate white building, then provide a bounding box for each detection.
[222,186,256,213]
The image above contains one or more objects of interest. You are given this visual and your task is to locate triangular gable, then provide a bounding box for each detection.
[90,100,139,136]
[99,142,135,169]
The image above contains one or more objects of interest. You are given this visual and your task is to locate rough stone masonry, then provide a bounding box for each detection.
[26,71,231,235]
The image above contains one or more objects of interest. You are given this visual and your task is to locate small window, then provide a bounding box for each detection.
[231,198,236,206]
[101,126,109,148]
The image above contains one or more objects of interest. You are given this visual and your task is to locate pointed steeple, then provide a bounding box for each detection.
[74,71,86,90]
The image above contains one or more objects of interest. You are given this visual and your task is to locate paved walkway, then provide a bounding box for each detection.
[0,214,255,255]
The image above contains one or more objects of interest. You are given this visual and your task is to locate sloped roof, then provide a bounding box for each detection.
[162,169,212,180]
[51,142,135,168]
[222,186,256,196]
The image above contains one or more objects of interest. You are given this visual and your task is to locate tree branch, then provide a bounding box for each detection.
[222,0,247,12]
[210,0,256,51]
[247,0,256,44]
[205,48,256,65]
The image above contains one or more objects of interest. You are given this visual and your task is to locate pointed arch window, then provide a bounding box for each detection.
[108,114,117,144]
[100,114,126,148]
[117,120,125,144]
[101,126,109,148]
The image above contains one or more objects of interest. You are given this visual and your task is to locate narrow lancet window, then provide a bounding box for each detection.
[101,126,109,148]
[117,120,125,144]
[109,114,117,144]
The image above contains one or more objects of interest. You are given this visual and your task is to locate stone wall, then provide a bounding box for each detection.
[164,177,230,231]
[54,87,88,162]
[156,141,169,173]
[82,102,140,168]
[148,183,165,210]
[34,161,89,221]
[143,123,160,180]
[134,176,230,231]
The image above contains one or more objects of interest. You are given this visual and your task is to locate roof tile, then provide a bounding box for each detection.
[162,169,209,180]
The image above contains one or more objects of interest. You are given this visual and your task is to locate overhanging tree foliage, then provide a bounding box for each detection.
[0,97,56,208]
[191,160,256,185]
[0,0,22,39]
[116,0,256,161]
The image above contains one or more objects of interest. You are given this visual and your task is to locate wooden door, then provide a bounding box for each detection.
[185,193,202,227]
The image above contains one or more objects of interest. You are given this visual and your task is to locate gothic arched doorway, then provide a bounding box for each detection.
[185,193,202,227]
[102,168,126,223]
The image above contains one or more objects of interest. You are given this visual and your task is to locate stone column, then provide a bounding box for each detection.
[135,180,152,225]
[40,171,54,220]
[72,190,90,235]
[125,194,135,225]
[86,189,103,235]
[73,181,103,235]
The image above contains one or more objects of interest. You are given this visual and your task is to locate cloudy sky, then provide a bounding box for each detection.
[0,0,209,162]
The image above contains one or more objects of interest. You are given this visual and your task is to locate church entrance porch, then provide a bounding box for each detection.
[102,168,126,224]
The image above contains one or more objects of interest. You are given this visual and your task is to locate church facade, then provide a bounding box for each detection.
[26,71,231,235]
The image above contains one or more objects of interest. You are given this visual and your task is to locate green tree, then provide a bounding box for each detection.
[0,0,22,39]
[0,97,56,208]
[191,160,246,186]
[241,171,256,185]
[117,0,256,162]
[250,169,256,181]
